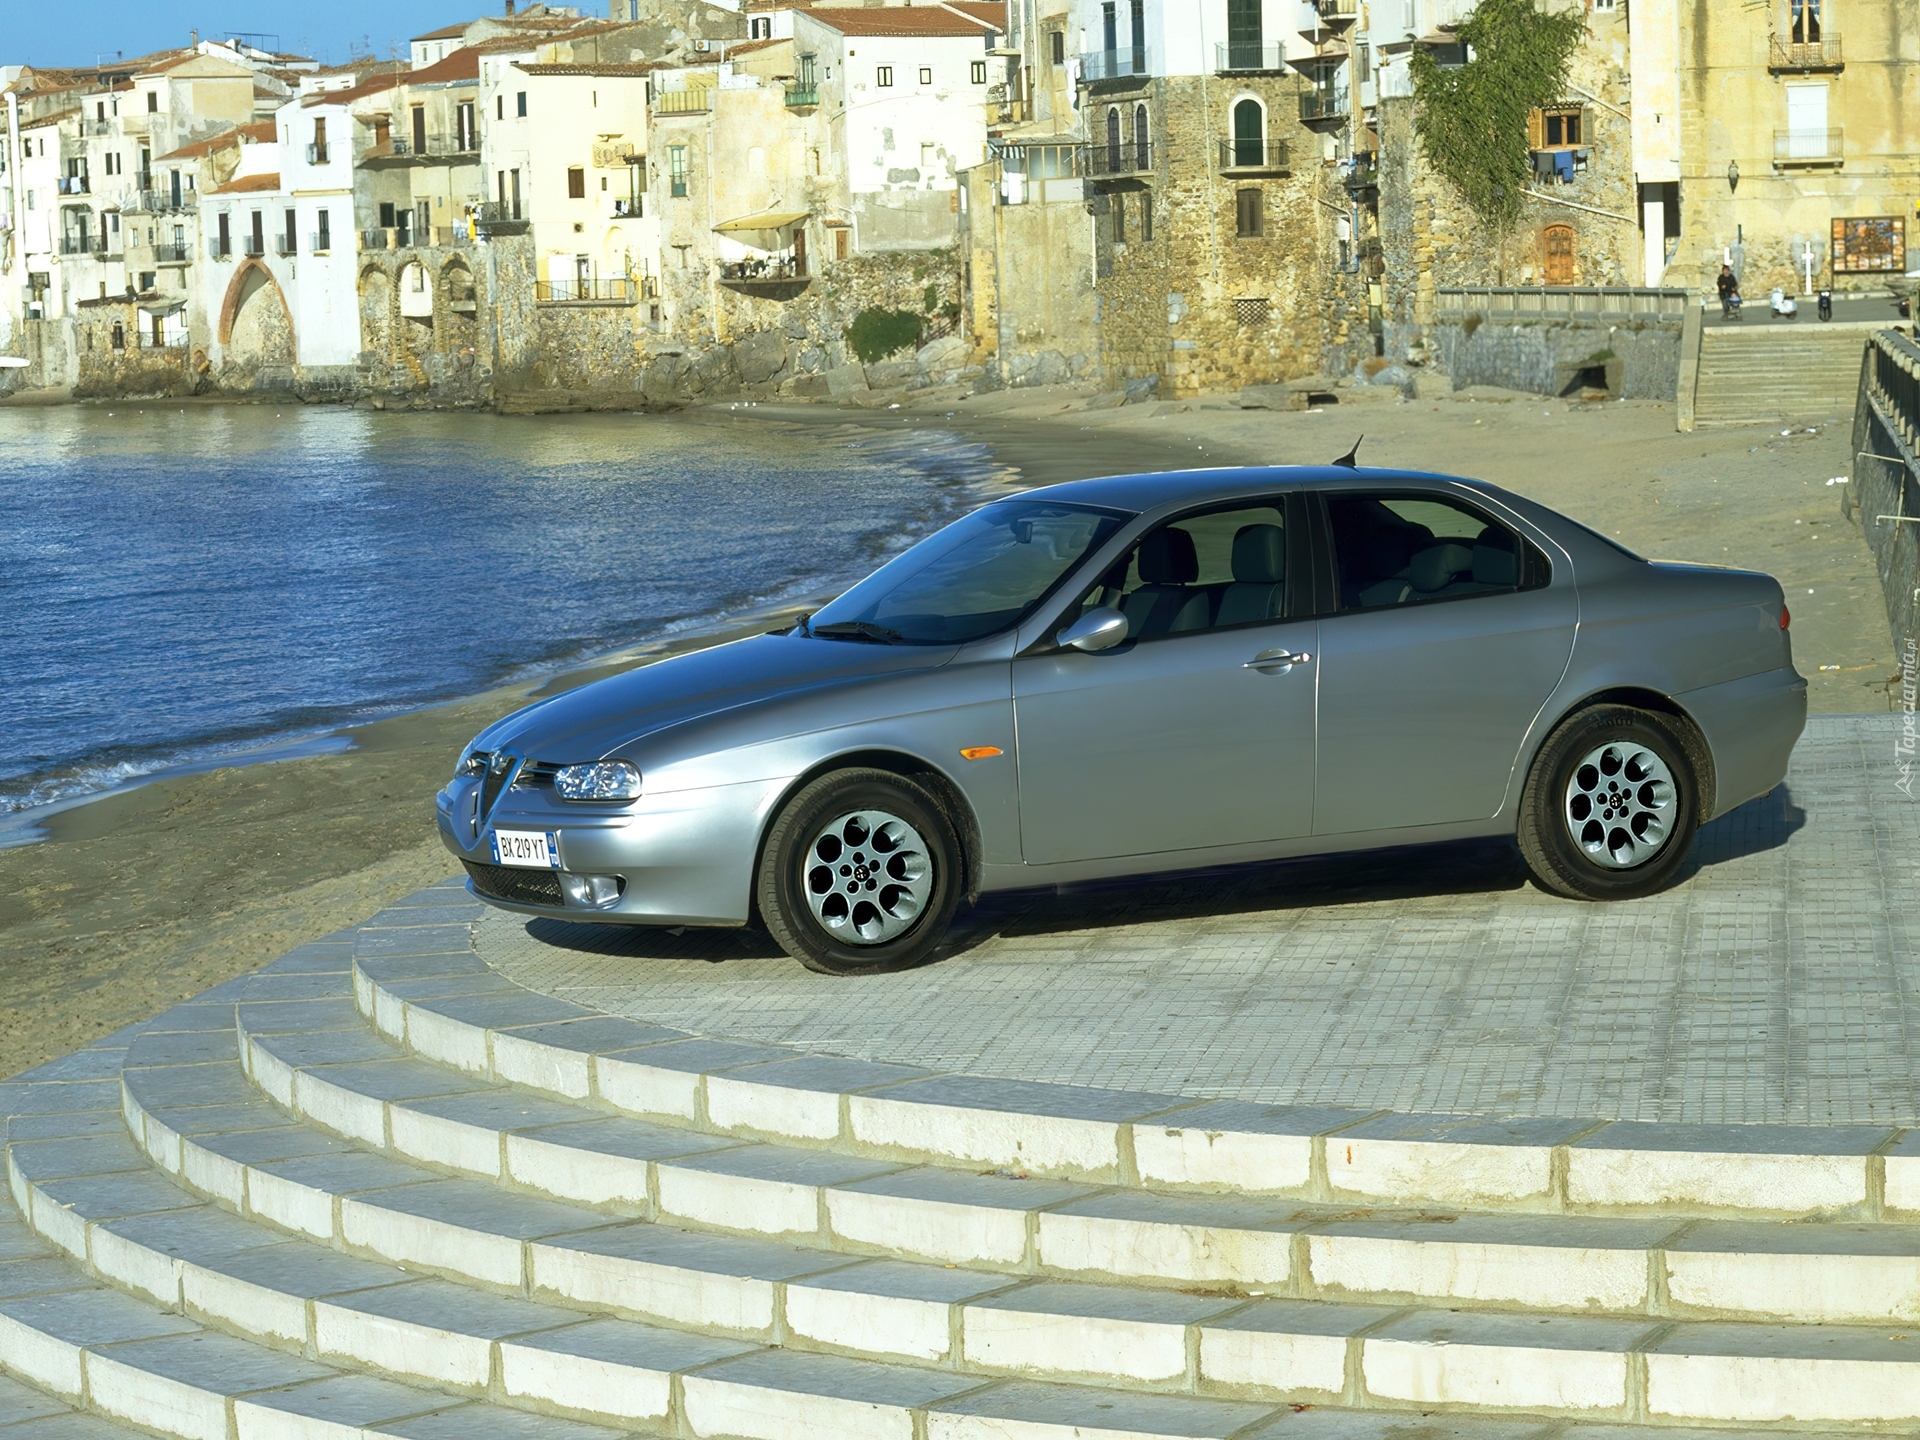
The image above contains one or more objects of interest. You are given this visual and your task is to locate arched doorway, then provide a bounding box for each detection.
[1106,107,1122,171]
[398,261,434,358]
[1543,224,1576,285]
[1232,98,1264,168]
[218,260,295,382]
[1133,103,1149,169]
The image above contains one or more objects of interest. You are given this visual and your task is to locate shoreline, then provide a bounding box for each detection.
[1,389,1899,1081]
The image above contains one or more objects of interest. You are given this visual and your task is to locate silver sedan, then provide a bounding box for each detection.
[438,465,1807,973]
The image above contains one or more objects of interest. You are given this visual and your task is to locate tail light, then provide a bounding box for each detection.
[1780,604,1791,630]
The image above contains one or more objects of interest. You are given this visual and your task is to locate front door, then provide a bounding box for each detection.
[1543,225,1575,285]
[1312,489,1576,835]
[1013,499,1317,863]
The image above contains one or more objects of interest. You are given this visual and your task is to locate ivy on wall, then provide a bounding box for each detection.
[1409,0,1587,234]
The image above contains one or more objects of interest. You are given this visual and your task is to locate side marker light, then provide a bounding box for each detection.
[959,746,1004,761]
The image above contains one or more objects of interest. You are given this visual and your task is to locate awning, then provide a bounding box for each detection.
[713,210,809,233]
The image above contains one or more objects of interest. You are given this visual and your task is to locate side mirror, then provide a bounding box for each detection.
[1056,606,1129,653]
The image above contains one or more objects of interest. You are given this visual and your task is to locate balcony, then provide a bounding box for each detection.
[1218,138,1290,174]
[720,256,809,296]
[57,235,106,256]
[1774,126,1843,167]
[1316,0,1360,21]
[125,188,195,214]
[120,112,149,134]
[1769,33,1841,72]
[84,119,113,136]
[209,237,233,260]
[1078,48,1148,83]
[307,142,330,164]
[535,277,636,304]
[1214,43,1288,73]
[367,135,478,163]
[275,236,298,256]
[612,197,643,219]
[471,201,528,237]
[154,243,191,264]
[1299,88,1351,127]
[310,232,333,254]
[783,85,819,109]
[242,238,266,258]
[653,89,713,115]
[1082,139,1152,177]
[1341,155,1379,199]
[58,176,91,195]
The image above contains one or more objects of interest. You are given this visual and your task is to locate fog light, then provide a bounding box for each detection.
[559,872,624,908]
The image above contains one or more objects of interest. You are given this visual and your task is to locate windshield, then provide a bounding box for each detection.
[809,499,1128,645]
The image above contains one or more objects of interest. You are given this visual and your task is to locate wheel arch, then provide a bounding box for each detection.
[1527,686,1719,820]
[746,747,985,925]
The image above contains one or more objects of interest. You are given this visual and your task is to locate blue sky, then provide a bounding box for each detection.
[7,1,599,69]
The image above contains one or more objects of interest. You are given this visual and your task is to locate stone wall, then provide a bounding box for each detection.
[1431,311,1682,399]
[71,301,196,399]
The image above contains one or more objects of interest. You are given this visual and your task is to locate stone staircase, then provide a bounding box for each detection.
[1689,322,1877,427]
[7,883,1920,1438]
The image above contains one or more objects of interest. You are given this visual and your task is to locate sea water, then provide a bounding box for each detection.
[0,404,1001,816]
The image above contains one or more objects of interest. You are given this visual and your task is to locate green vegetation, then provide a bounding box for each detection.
[845,307,924,364]
[1410,0,1587,233]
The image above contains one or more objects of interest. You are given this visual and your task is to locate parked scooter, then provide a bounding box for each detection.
[1770,287,1799,320]
[1817,288,1833,321]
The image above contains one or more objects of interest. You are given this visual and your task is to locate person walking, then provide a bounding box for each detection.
[1716,264,1742,321]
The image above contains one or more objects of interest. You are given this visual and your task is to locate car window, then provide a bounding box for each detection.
[1072,502,1289,641]
[809,499,1127,645]
[1326,492,1537,612]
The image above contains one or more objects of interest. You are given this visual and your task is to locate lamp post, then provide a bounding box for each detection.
[1727,159,1739,192]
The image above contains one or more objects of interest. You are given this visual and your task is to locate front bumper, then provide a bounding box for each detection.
[436,773,786,926]
[1679,664,1809,820]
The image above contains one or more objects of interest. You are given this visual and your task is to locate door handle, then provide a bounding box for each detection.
[1245,648,1312,671]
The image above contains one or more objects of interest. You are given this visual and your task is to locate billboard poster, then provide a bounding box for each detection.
[1831,215,1905,272]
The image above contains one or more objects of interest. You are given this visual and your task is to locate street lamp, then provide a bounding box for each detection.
[1727,159,1740,192]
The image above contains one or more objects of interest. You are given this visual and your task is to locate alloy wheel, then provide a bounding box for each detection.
[1563,742,1678,870]
[802,810,933,944]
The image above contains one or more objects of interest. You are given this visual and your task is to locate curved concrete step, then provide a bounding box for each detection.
[346,902,1919,1223]
[18,1046,1920,1428]
[214,992,1920,1328]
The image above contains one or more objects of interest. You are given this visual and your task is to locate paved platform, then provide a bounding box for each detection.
[484,714,1919,1129]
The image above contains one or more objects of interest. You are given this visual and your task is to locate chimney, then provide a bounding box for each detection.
[190,28,199,46]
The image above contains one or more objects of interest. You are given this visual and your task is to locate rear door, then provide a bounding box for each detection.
[1310,487,1576,835]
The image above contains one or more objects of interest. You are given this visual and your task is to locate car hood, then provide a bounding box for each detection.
[473,633,960,761]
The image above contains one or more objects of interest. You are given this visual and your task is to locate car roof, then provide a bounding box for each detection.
[1019,465,1497,515]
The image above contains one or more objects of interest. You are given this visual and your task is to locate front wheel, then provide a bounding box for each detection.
[1517,705,1702,901]
[757,768,963,975]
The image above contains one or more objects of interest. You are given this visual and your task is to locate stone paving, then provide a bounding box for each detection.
[483,714,1919,1129]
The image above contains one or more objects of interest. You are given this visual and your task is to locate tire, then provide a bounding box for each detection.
[757,768,963,975]
[1517,704,1703,901]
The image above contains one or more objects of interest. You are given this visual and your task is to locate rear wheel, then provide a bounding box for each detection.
[757,768,962,975]
[1517,705,1702,900]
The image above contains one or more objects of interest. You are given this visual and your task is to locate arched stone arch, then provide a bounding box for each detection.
[440,256,478,355]
[216,258,294,352]
[359,266,393,361]
[398,261,434,320]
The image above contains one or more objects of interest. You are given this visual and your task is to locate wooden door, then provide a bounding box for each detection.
[1543,225,1575,285]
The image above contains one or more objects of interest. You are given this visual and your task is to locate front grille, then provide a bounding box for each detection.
[463,860,564,907]
[478,758,513,820]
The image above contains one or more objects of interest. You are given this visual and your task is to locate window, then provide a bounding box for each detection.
[379,201,397,227]
[919,67,933,85]
[510,168,522,219]
[1106,107,1122,170]
[1790,0,1820,43]
[456,102,475,151]
[835,228,849,260]
[411,105,427,154]
[971,60,987,84]
[1535,106,1582,147]
[1112,191,1125,243]
[1226,0,1262,67]
[1051,30,1065,64]
[496,94,504,120]
[1235,187,1263,237]
[516,91,527,117]
[1325,493,1546,613]
[877,66,894,87]
[284,207,297,251]
[146,91,158,113]
[1074,502,1292,641]
[1234,297,1269,327]
[567,165,585,198]
[750,15,772,38]
[1140,188,1152,240]
[669,145,688,197]
[317,209,331,250]
[1133,102,1149,168]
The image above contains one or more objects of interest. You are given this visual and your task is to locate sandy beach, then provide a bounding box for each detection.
[0,387,1895,1079]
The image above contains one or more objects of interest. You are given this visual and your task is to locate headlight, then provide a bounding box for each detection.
[454,747,488,781]
[553,760,643,802]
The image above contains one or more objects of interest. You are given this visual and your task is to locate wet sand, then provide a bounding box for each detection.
[0,391,1896,1079]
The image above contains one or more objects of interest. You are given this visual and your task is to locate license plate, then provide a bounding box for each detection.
[490,828,559,869]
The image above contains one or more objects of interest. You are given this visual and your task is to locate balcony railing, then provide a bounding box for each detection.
[1079,47,1148,82]
[307,142,330,164]
[652,89,713,115]
[153,243,190,264]
[58,176,90,195]
[121,112,149,134]
[783,86,819,108]
[84,119,113,136]
[1218,138,1290,173]
[1769,33,1842,71]
[209,237,233,259]
[242,238,266,258]
[310,232,333,253]
[1082,140,1152,177]
[125,188,195,214]
[1316,0,1361,19]
[1214,43,1287,72]
[536,277,636,303]
[1299,88,1351,124]
[720,257,805,283]
[275,236,298,256]
[428,226,474,247]
[1774,126,1843,165]
[612,198,643,219]
[57,235,106,255]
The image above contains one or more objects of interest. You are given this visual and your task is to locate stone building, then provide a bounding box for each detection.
[1631,0,1920,296]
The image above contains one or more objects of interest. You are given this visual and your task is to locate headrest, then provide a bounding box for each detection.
[1407,542,1474,593]
[1231,524,1286,584]
[1137,527,1199,585]
[1358,527,1417,579]
[1472,542,1518,586]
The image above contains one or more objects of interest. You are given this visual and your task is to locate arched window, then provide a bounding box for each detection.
[1233,98,1264,168]
[1106,107,1122,172]
[1133,103,1149,169]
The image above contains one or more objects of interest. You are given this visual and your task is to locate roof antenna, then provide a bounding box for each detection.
[1332,435,1364,469]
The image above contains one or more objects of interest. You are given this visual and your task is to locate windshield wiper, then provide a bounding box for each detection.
[811,620,906,644]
